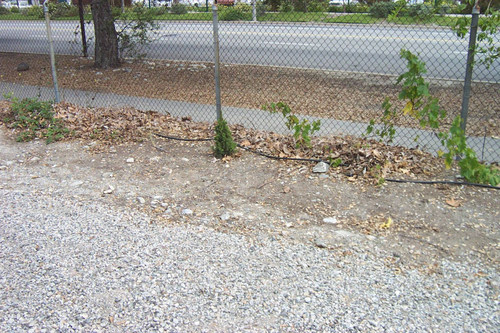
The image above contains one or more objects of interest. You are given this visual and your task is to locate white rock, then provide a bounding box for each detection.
[126,158,135,163]
[312,161,329,173]
[220,213,231,221]
[181,209,193,215]
[137,197,146,204]
[323,217,338,224]
[103,185,115,194]
[70,180,84,187]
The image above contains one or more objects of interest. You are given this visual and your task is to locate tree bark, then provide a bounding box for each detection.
[91,0,120,68]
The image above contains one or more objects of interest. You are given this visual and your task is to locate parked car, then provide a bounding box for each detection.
[2,0,31,9]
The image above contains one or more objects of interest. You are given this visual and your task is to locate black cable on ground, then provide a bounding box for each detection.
[385,178,500,190]
[153,133,500,190]
[153,133,212,142]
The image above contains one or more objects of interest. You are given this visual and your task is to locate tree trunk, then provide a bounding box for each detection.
[91,0,120,68]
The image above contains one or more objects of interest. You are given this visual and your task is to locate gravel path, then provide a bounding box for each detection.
[1,186,498,332]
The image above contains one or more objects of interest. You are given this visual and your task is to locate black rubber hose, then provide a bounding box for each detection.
[153,133,500,190]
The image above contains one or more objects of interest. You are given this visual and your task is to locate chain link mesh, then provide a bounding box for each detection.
[0,1,498,162]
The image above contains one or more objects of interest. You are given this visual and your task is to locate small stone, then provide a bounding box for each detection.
[312,162,329,173]
[153,195,164,201]
[126,158,135,163]
[314,239,327,248]
[137,197,146,204]
[318,174,329,179]
[0,166,7,170]
[220,212,231,221]
[103,185,115,194]
[30,157,40,162]
[323,217,338,224]
[95,72,103,75]
[17,62,29,71]
[70,180,84,187]
[181,209,193,215]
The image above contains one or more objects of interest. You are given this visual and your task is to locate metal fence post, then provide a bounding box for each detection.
[43,1,60,103]
[460,1,480,133]
[212,4,222,122]
[252,0,257,22]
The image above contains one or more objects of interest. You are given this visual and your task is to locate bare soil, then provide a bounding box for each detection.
[0,98,499,274]
[1,52,499,137]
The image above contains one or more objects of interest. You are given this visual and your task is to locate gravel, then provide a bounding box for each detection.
[1,188,498,332]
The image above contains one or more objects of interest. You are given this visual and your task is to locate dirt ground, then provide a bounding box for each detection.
[1,52,499,137]
[0,99,499,275]
[1,52,499,274]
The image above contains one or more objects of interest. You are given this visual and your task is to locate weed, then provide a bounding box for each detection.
[2,97,69,144]
[367,50,499,186]
[264,102,321,149]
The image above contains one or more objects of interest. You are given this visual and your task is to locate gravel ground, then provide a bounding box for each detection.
[1,188,499,332]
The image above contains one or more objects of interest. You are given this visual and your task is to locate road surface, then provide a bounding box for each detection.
[1,20,498,81]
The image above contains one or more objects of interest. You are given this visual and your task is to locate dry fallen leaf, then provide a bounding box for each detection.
[446,198,462,208]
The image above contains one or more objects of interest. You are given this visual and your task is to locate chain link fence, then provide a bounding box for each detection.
[0,1,498,162]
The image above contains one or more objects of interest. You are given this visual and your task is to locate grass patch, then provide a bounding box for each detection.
[1,97,70,143]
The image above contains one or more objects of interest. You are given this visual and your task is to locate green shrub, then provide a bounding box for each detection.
[151,6,168,16]
[256,1,268,16]
[219,6,251,21]
[24,5,43,18]
[0,6,9,15]
[369,1,396,18]
[213,118,237,158]
[10,6,20,13]
[293,0,308,12]
[234,2,252,13]
[49,3,79,18]
[307,1,328,13]
[407,4,433,21]
[279,0,293,12]
[170,3,188,15]
[111,6,122,17]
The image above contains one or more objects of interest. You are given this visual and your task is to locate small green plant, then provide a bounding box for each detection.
[439,117,499,186]
[3,97,70,144]
[367,49,499,186]
[328,157,343,168]
[213,118,237,158]
[264,102,321,148]
[366,49,446,143]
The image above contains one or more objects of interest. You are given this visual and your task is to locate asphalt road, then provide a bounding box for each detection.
[1,20,498,81]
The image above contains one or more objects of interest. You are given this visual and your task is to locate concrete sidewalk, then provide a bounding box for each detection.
[1,81,498,163]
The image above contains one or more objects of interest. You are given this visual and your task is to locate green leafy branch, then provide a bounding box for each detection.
[264,102,321,148]
[366,50,499,186]
[453,7,499,69]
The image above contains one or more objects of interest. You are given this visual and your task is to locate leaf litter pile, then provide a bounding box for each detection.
[1,101,445,182]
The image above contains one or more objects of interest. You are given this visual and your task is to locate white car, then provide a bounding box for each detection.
[3,0,30,9]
